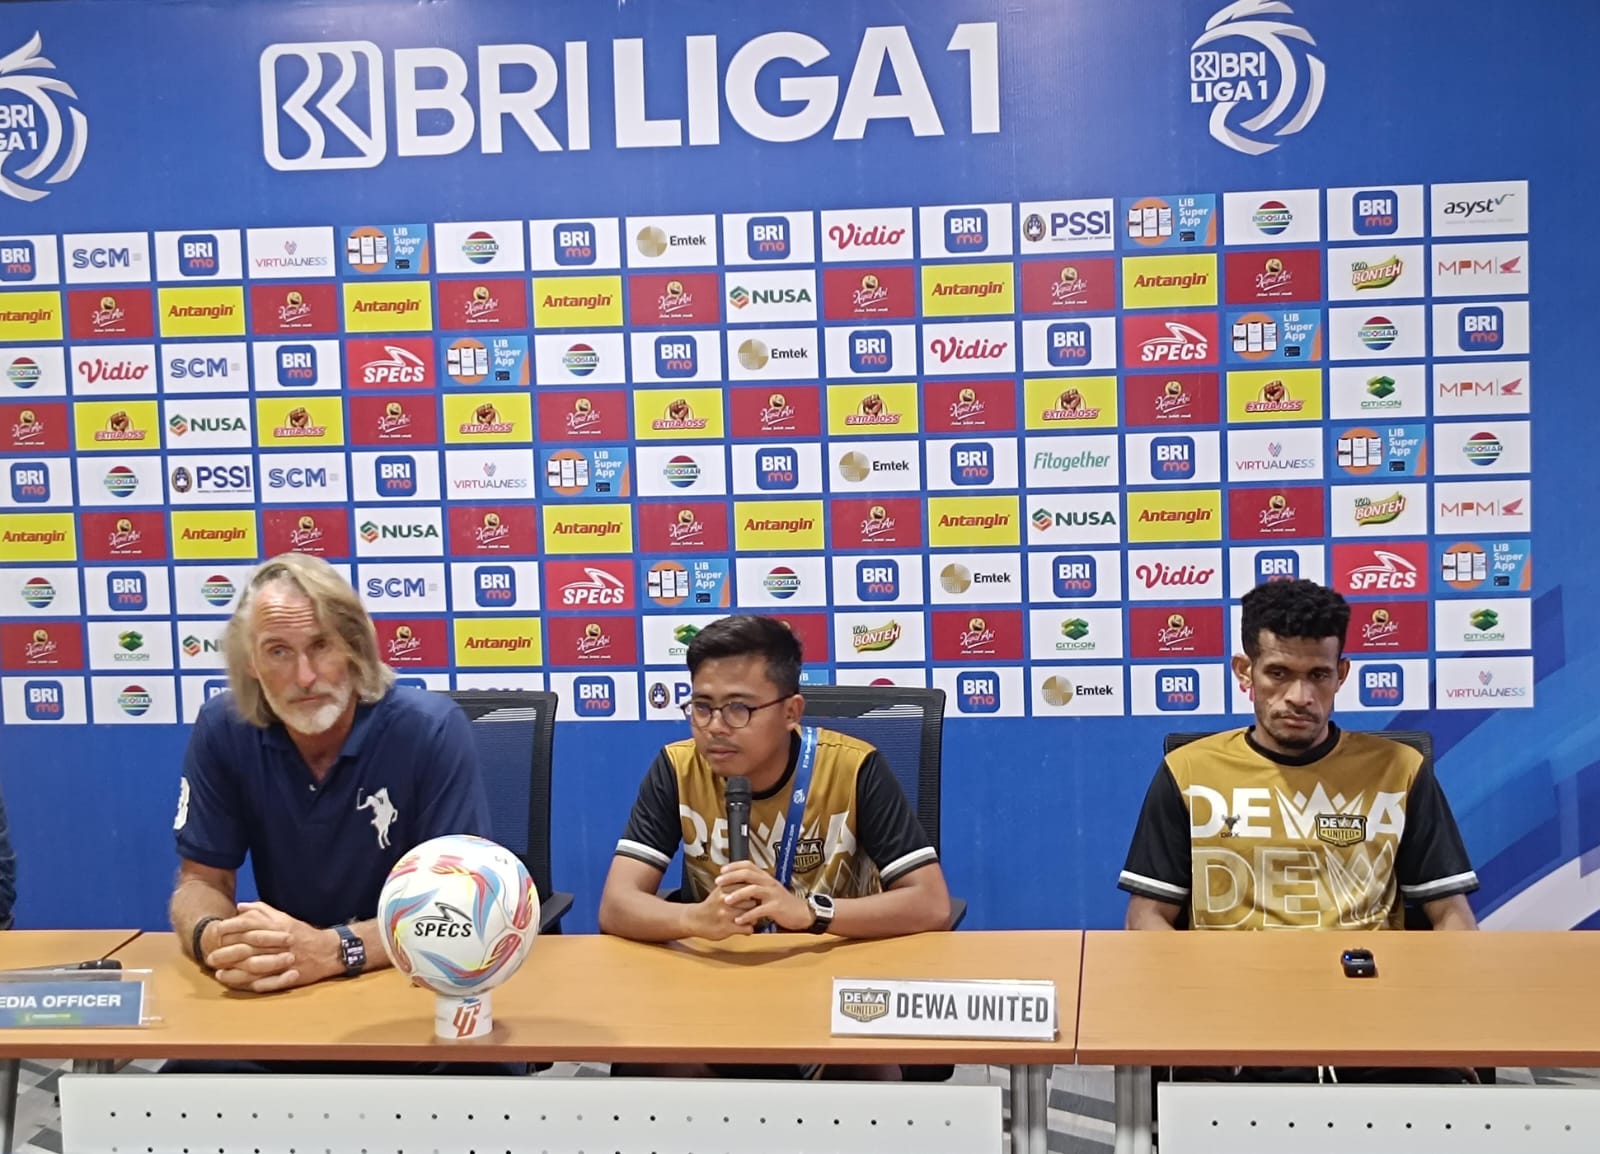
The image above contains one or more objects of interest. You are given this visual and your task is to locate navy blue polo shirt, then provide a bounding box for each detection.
[175,686,491,929]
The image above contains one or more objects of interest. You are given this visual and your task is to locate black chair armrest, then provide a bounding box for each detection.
[538,892,574,935]
[948,896,968,931]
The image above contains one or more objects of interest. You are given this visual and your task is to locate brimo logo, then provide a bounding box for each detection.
[1189,1,1324,156]
[0,33,89,202]
[260,26,1000,171]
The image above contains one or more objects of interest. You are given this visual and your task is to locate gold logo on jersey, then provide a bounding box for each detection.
[793,839,825,874]
[837,987,890,1023]
[1315,813,1367,847]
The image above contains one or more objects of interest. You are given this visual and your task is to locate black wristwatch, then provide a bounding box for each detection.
[191,915,222,964]
[805,892,835,934]
[333,924,366,977]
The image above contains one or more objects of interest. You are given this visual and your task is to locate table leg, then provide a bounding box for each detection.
[70,1059,114,1076]
[1113,1065,1153,1154]
[1027,1064,1050,1154]
[0,1057,18,1154]
[1009,1063,1031,1154]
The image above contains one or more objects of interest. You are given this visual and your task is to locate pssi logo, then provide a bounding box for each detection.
[575,675,616,717]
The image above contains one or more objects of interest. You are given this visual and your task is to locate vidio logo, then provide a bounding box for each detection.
[1189,1,1324,156]
[0,34,88,202]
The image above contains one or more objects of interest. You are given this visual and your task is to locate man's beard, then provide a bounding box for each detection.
[264,679,353,735]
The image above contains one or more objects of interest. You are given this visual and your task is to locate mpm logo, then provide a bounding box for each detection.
[950,442,994,486]
[1048,322,1091,367]
[24,680,64,721]
[375,455,417,497]
[944,209,988,253]
[747,216,791,260]
[575,675,616,717]
[553,222,596,266]
[1151,436,1195,480]
[1359,663,1404,707]
[1052,555,1097,597]
[856,559,900,602]
[1156,668,1200,711]
[957,671,1001,713]
[475,565,516,607]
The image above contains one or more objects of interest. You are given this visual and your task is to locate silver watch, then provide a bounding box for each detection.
[806,891,835,934]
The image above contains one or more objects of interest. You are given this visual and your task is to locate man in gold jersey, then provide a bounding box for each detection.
[1119,579,1479,1082]
[600,615,950,1078]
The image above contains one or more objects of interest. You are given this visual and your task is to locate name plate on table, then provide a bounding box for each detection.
[830,978,1057,1040]
[0,981,146,1028]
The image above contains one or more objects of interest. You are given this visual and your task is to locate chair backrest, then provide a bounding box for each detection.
[442,690,558,896]
[798,685,946,854]
[1163,727,1436,928]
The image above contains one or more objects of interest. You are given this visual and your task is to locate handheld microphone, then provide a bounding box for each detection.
[0,959,124,982]
[725,775,752,864]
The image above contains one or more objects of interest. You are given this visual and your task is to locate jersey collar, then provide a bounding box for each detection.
[751,730,802,801]
[1243,721,1342,767]
[262,691,382,763]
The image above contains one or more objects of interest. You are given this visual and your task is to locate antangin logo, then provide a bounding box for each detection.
[0,33,89,202]
[837,987,890,1022]
[1189,2,1324,156]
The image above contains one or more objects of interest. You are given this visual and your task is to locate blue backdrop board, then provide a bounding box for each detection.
[0,0,1593,934]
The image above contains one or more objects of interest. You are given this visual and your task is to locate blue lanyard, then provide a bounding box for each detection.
[771,725,819,893]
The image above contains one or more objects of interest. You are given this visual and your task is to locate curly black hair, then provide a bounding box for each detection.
[685,615,803,696]
[1239,579,1351,657]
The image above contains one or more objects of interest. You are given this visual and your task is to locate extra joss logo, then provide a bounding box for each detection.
[1189,2,1324,156]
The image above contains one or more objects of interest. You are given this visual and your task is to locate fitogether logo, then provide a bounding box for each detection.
[1189,1,1324,156]
[0,33,89,202]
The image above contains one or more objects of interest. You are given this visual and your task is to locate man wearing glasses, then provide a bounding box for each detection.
[599,615,950,945]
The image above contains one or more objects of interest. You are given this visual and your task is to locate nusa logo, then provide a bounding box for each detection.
[1156,668,1200,711]
[474,565,516,607]
[957,670,1001,713]
[950,442,994,486]
[575,675,616,717]
[276,344,318,386]
[1359,663,1404,707]
[756,447,798,491]
[552,222,597,266]
[1048,322,1091,367]
[375,454,416,497]
[856,559,899,602]
[106,570,147,611]
[1052,554,1097,597]
[1151,435,1196,480]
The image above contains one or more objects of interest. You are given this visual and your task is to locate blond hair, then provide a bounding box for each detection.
[222,553,394,727]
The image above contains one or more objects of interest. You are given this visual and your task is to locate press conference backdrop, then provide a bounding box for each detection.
[0,0,1594,933]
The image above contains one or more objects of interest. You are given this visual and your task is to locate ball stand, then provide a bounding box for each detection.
[433,991,493,1040]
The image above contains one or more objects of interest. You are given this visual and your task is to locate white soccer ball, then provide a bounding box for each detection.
[377,835,539,998]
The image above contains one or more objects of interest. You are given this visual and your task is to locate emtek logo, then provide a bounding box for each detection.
[950,442,994,486]
[1048,322,1091,367]
[957,671,1001,713]
[1151,436,1195,480]
[1256,550,1299,583]
[1359,663,1404,707]
[756,448,798,491]
[375,455,417,497]
[654,336,697,378]
[1156,668,1200,711]
[1052,555,1097,597]
[475,565,516,607]
[277,344,318,386]
[575,675,616,717]
[107,570,148,611]
[747,216,791,260]
[1352,190,1398,236]
[23,680,64,721]
[944,209,988,253]
[0,240,37,282]
[856,559,900,602]
[1459,307,1503,351]
[9,462,48,503]
[849,329,892,373]
[553,222,596,266]
[177,234,221,277]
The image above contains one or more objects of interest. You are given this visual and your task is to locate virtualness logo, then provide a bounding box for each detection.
[1189,1,1324,156]
[0,33,89,202]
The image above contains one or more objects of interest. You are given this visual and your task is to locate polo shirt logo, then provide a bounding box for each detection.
[356,786,399,848]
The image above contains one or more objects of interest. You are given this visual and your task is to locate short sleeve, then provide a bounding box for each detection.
[1396,761,1479,902]
[854,752,938,886]
[1117,762,1192,906]
[615,750,682,873]
[174,701,248,871]
[410,702,493,843]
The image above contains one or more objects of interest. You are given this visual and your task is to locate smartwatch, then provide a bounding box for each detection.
[805,892,835,935]
[333,924,366,977]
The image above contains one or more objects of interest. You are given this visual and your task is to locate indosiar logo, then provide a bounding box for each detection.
[1188,1,1324,156]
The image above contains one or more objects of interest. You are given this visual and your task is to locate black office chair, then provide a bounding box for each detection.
[1155,727,1493,1096]
[444,690,573,935]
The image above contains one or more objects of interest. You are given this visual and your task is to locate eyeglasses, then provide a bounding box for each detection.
[681,696,791,729]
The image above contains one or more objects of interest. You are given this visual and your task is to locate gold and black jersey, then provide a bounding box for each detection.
[1119,725,1478,930]
[616,728,938,902]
